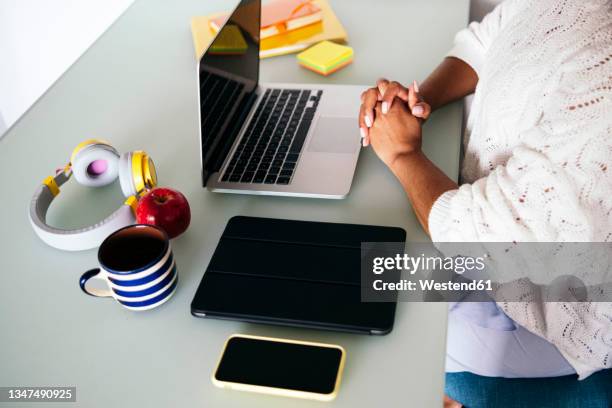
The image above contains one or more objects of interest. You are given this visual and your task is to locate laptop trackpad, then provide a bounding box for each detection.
[307,116,360,154]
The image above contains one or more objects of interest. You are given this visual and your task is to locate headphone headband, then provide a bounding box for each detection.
[29,170,136,251]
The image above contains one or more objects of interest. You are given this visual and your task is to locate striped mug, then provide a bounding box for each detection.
[79,224,178,311]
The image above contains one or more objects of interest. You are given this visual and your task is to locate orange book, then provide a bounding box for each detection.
[210,0,322,39]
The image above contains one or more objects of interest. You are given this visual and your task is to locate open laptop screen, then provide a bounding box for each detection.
[199,0,261,184]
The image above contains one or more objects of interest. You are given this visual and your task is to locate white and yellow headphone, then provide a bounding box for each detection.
[29,139,157,251]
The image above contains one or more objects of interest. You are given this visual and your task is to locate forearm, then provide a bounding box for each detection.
[419,57,478,111]
[389,152,458,235]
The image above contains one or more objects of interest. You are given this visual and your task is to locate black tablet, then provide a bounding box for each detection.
[191,216,405,335]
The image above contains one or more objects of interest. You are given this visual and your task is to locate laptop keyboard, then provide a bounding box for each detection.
[221,88,323,185]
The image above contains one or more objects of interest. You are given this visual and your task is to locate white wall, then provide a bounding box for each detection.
[0,0,134,137]
[0,110,6,134]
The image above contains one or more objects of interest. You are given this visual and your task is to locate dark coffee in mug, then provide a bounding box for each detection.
[99,226,167,271]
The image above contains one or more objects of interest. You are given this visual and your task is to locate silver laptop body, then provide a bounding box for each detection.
[198,0,363,199]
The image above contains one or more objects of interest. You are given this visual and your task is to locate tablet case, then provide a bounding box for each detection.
[191,216,405,335]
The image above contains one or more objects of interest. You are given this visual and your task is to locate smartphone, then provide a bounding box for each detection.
[212,334,346,401]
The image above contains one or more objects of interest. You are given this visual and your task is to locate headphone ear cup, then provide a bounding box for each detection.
[119,151,157,198]
[118,152,137,197]
[72,143,120,187]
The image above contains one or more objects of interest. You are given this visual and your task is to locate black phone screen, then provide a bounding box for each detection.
[215,336,344,395]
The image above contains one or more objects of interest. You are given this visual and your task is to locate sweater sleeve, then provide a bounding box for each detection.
[447,0,527,76]
[428,140,596,243]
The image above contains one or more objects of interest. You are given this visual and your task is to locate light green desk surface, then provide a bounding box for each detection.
[0,0,468,406]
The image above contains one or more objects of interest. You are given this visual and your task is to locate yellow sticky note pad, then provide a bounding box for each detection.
[297,41,353,75]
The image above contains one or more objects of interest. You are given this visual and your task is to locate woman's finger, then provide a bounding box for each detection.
[412,102,431,120]
[360,87,379,128]
[374,101,385,117]
[359,89,376,128]
[358,103,368,133]
[358,103,369,146]
[408,80,420,110]
[376,78,390,97]
[407,80,430,120]
[381,81,409,114]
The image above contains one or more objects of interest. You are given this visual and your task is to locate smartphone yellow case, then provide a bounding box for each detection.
[212,334,346,401]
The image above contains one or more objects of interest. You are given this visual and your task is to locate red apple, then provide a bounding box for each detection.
[136,187,191,239]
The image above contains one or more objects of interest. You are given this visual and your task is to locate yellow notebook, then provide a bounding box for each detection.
[191,0,348,59]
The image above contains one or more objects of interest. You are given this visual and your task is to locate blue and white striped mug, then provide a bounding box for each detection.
[79,224,178,311]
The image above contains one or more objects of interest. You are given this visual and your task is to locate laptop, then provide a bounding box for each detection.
[198,0,364,199]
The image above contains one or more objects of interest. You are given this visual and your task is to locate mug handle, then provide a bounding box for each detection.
[79,268,113,298]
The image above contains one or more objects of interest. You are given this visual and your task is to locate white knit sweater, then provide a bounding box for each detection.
[428,0,612,378]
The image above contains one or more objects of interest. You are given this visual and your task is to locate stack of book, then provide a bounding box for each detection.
[210,0,323,40]
[191,0,348,59]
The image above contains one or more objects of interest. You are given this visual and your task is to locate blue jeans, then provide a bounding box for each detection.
[445,370,612,408]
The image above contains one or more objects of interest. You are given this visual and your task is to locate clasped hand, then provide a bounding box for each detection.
[358,79,431,168]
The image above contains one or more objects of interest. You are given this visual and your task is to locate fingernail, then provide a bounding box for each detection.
[382,102,388,114]
[360,127,367,139]
[365,115,372,128]
[412,105,424,116]
[362,137,368,147]
[413,80,420,93]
